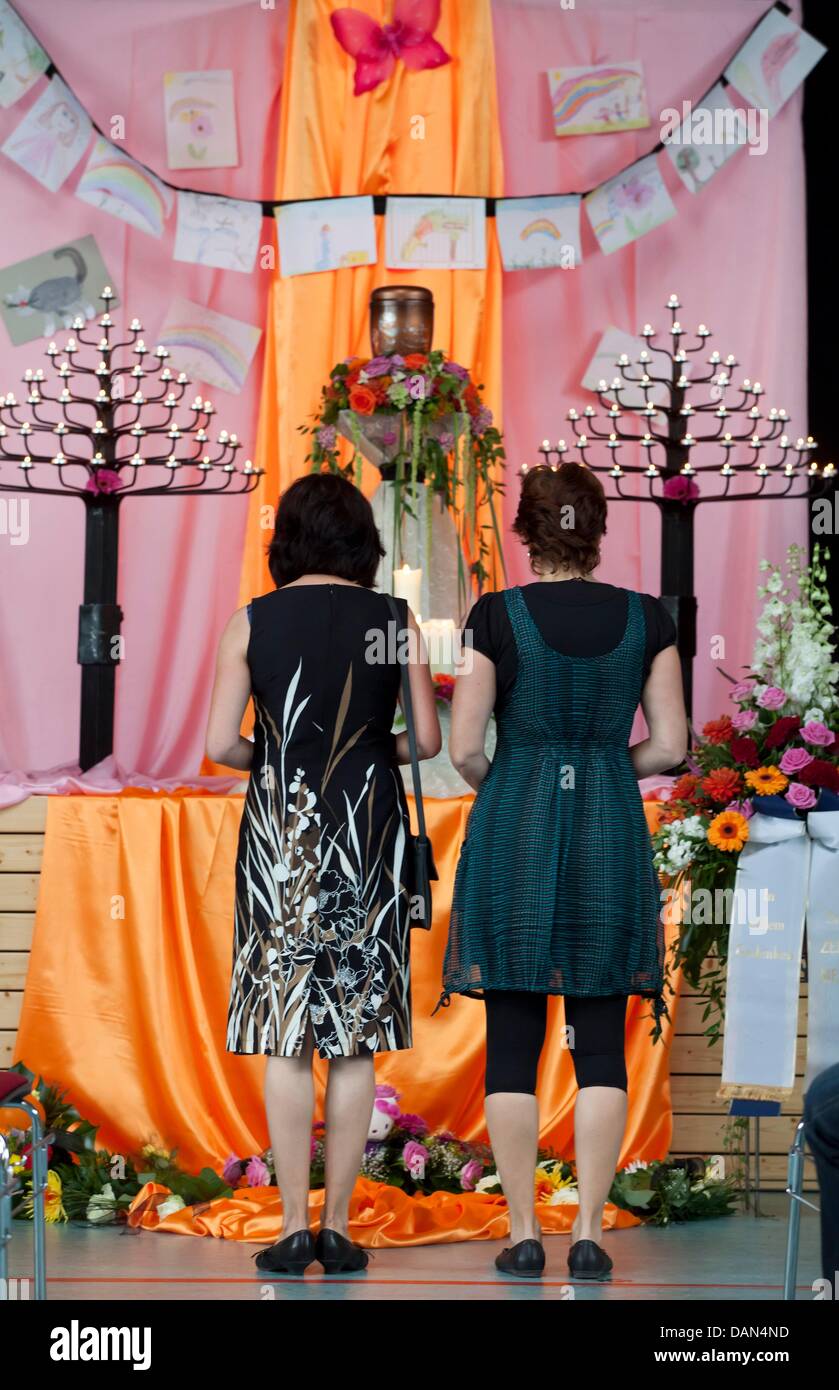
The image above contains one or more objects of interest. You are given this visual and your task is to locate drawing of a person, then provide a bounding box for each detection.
[10,99,81,182]
[315,223,332,271]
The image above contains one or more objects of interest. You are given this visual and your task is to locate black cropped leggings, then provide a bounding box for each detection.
[484,991,628,1096]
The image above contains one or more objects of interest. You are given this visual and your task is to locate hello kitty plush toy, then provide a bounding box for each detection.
[368,1084,401,1141]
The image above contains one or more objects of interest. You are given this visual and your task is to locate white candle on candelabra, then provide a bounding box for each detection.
[393,563,422,615]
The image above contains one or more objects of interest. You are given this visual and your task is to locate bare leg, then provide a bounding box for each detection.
[322,1051,376,1235]
[485,1093,541,1245]
[571,1086,627,1244]
[264,1027,316,1235]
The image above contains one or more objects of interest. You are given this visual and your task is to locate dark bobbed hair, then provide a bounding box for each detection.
[267,472,385,588]
[512,462,607,576]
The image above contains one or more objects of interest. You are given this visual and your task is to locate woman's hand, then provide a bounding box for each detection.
[205,607,255,771]
[449,646,496,792]
[394,607,442,763]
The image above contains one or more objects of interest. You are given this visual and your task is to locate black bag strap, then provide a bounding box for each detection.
[385,593,428,841]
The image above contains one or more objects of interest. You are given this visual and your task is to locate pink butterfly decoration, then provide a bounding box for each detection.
[331,0,451,96]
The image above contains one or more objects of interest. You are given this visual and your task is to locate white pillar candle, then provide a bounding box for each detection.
[420,617,458,675]
[393,563,422,615]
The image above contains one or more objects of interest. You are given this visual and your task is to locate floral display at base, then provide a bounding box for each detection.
[2,1070,737,1237]
[301,350,506,593]
[652,544,838,1039]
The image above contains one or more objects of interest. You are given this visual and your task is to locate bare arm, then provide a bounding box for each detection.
[630,644,688,779]
[449,648,496,792]
[205,607,254,770]
[394,606,442,763]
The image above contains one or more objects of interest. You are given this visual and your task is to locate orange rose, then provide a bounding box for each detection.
[402,353,428,370]
[348,384,378,416]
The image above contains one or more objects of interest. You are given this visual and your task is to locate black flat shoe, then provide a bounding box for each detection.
[567,1238,613,1280]
[316,1227,370,1273]
[253,1228,316,1275]
[495,1238,546,1279]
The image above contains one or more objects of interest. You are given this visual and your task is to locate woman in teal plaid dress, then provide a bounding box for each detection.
[443,463,687,1280]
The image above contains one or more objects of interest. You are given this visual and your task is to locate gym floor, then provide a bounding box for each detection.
[6,1194,823,1302]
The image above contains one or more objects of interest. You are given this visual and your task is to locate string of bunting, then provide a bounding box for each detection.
[0,0,826,275]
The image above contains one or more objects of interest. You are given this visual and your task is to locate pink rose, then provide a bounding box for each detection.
[662,476,700,502]
[726,798,754,819]
[758,686,786,710]
[785,782,817,810]
[402,1140,428,1180]
[779,746,814,775]
[732,709,757,732]
[245,1155,271,1187]
[730,681,755,703]
[801,720,835,747]
[459,1159,484,1192]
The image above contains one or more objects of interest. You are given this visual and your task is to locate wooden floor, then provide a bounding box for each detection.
[5,1195,821,1301]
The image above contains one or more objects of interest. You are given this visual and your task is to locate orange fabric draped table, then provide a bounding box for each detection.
[12,793,679,1245]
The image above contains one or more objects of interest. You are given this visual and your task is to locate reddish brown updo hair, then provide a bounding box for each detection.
[513,462,607,576]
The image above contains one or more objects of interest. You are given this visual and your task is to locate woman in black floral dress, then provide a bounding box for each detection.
[206,473,440,1275]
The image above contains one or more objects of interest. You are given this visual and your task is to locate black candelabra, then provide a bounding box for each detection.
[530,294,835,718]
[0,288,262,770]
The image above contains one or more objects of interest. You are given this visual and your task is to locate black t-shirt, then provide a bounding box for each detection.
[464,581,677,711]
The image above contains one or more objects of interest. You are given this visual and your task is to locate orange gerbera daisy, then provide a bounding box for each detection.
[707,810,750,852]
[701,767,742,804]
[348,384,378,416]
[745,765,788,797]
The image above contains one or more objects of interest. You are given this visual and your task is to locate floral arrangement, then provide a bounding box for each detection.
[652,544,838,1037]
[432,672,455,706]
[4,1069,736,1227]
[300,350,506,591]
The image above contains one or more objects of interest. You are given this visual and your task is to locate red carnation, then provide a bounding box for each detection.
[703,716,733,745]
[729,736,760,769]
[797,759,839,792]
[765,715,802,750]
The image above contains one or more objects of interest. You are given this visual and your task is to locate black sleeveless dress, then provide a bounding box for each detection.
[226,585,414,1060]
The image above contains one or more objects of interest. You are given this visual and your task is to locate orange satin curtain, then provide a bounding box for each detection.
[238,0,505,606]
[14,794,678,1178]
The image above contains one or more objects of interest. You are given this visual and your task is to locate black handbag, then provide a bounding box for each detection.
[386,595,439,930]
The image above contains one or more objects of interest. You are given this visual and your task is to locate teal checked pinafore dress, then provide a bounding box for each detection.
[442,586,664,1008]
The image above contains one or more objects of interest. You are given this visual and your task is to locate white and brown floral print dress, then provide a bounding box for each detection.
[226,585,414,1060]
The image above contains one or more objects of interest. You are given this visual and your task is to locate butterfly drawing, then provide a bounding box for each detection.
[330,0,451,96]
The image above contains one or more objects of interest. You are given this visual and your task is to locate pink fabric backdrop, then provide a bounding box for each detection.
[0,0,286,775]
[0,0,811,775]
[492,0,809,726]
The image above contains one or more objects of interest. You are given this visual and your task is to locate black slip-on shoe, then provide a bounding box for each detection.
[495,1238,546,1278]
[567,1238,613,1281]
[253,1228,316,1275]
[316,1226,370,1273]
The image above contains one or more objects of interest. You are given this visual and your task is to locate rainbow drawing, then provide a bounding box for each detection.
[495,195,582,272]
[75,138,173,238]
[520,217,562,242]
[158,297,261,395]
[548,62,649,138]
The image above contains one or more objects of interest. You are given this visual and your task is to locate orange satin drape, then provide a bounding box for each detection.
[14,795,679,1192]
[238,0,505,607]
